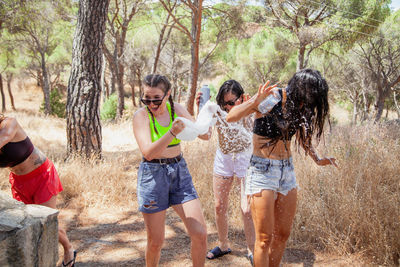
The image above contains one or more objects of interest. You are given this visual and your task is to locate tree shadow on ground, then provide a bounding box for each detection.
[63,206,317,267]
[62,208,248,266]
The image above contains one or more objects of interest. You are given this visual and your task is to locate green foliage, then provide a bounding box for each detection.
[217,29,297,93]
[208,84,217,100]
[40,89,66,118]
[100,94,119,121]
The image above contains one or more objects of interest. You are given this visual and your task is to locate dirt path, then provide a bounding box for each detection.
[59,204,365,267]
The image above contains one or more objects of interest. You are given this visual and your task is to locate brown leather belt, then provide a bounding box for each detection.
[143,154,183,164]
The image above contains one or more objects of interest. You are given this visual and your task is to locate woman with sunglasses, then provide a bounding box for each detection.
[133,74,210,267]
[226,69,338,267]
[196,80,255,264]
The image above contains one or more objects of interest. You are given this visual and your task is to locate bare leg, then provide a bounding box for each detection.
[211,174,234,254]
[238,177,255,255]
[269,189,297,267]
[251,190,275,267]
[142,210,167,267]
[40,196,75,267]
[173,199,207,267]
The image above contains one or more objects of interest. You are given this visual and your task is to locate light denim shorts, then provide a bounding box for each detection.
[245,155,298,196]
[213,149,252,178]
[137,157,198,214]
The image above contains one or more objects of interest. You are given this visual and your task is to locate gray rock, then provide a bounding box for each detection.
[0,191,59,267]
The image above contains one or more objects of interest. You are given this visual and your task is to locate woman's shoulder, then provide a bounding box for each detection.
[0,116,18,128]
[133,107,149,122]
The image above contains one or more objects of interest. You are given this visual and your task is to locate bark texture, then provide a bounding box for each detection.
[66,0,109,159]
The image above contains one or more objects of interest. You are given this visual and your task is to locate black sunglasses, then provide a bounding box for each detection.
[141,92,167,106]
[223,95,242,106]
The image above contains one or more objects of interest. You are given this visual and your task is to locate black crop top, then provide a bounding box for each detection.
[0,136,34,167]
[253,89,297,140]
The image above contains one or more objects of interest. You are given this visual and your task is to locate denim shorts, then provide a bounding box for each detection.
[245,155,298,196]
[137,157,198,213]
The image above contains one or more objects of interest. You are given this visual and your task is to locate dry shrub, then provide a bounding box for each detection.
[291,122,400,266]
[55,151,141,210]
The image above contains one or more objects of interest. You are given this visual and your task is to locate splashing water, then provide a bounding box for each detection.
[215,110,253,153]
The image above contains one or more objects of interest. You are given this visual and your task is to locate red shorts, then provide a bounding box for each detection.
[9,159,63,204]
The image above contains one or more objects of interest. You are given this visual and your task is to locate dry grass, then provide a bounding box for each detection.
[1,84,399,266]
[292,122,400,266]
[185,122,400,266]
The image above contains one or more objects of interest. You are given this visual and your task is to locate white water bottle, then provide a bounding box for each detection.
[258,88,281,114]
[199,85,210,111]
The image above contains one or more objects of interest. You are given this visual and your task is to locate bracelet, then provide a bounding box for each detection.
[169,130,176,138]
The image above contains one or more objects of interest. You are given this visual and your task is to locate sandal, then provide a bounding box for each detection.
[62,250,77,267]
[206,246,232,259]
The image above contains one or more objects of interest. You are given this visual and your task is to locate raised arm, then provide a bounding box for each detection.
[0,117,18,149]
[226,81,278,122]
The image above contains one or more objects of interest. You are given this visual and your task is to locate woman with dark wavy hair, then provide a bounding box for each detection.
[132,74,210,267]
[226,69,337,267]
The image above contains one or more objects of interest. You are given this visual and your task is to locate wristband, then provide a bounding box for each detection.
[169,130,176,138]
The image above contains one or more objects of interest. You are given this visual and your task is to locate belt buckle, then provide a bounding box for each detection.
[158,158,165,165]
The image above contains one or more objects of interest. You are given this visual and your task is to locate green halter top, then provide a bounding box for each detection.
[147,102,181,147]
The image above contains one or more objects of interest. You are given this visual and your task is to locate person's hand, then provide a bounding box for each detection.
[196,91,202,107]
[170,118,185,136]
[242,93,251,102]
[316,157,338,168]
[254,80,278,106]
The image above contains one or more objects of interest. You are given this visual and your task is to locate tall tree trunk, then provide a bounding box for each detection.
[186,0,203,115]
[374,88,385,122]
[394,91,400,119]
[116,61,124,118]
[352,100,358,125]
[40,51,51,115]
[153,14,171,73]
[101,53,107,103]
[0,74,5,112]
[129,81,136,107]
[66,0,109,159]
[136,68,143,107]
[297,44,306,71]
[6,73,16,110]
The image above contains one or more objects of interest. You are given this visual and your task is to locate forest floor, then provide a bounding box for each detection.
[2,83,369,267]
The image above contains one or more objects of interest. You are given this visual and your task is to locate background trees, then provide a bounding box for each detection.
[0,0,399,158]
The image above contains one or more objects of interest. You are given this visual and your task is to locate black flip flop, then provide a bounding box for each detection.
[206,246,232,259]
[62,250,77,267]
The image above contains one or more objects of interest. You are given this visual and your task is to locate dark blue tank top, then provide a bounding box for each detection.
[0,137,34,167]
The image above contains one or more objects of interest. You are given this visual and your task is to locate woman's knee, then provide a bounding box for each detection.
[189,223,207,244]
[214,200,228,216]
[255,233,273,250]
[273,230,291,244]
[147,235,165,251]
